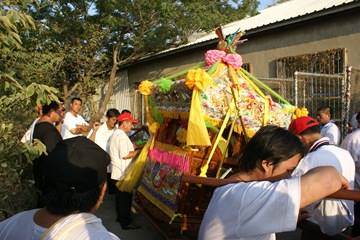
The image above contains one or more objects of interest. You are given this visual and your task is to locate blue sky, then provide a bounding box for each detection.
[259,0,274,10]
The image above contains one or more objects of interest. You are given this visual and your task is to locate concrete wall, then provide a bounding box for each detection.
[124,8,360,115]
[126,9,360,84]
[238,10,360,77]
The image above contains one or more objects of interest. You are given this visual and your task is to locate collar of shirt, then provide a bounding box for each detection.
[309,137,330,152]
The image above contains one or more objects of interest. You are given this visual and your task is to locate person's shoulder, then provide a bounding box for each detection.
[0,209,38,225]
[95,123,106,133]
[63,112,74,121]
[319,145,354,167]
[76,214,120,240]
[349,129,360,139]
[89,231,120,240]
[77,114,86,122]
[114,129,127,138]
[214,181,274,198]
[329,121,340,129]
[36,121,55,128]
[323,144,351,155]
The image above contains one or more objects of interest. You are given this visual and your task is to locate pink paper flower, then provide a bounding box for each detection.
[204,50,226,67]
[222,53,243,69]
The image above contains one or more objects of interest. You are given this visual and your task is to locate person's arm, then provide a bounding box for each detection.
[41,125,63,153]
[299,166,347,208]
[122,150,139,159]
[87,122,100,141]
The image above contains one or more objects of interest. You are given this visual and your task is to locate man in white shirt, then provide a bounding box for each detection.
[199,125,348,240]
[289,116,355,237]
[21,104,42,143]
[0,137,119,240]
[317,106,341,145]
[88,108,120,194]
[342,112,360,189]
[341,112,360,236]
[109,111,139,230]
[61,97,89,139]
[350,112,359,132]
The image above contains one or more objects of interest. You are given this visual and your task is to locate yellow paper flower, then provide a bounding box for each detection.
[148,122,160,134]
[185,68,213,91]
[292,107,309,119]
[138,80,154,95]
[176,127,187,143]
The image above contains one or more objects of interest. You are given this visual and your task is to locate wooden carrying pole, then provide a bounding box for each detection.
[182,175,360,201]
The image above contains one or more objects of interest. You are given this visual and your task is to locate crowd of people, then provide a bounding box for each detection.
[0,96,359,240]
[0,97,145,239]
[200,108,360,239]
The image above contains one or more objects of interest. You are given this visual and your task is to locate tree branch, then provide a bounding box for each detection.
[91,45,119,122]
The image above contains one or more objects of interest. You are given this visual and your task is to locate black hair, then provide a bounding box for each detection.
[44,186,101,215]
[106,108,120,118]
[317,106,331,116]
[238,125,305,172]
[300,125,321,135]
[356,112,360,123]
[121,109,131,114]
[42,101,60,115]
[71,97,82,104]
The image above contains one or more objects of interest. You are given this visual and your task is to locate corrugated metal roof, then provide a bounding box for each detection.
[138,0,357,60]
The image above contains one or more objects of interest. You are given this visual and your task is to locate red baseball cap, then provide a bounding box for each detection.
[288,116,319,135]
[117,112,138,124]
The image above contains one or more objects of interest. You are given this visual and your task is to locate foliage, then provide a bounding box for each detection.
[0,0,35,49]
[0,1,59,219]
[96,0,259,60]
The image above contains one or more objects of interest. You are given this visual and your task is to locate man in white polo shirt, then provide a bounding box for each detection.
[199,125,348,240]
[109,111,139,230]
[317,106,341,145]
[88,108,120,194]
[61,97,89,139]
[289,116,355,237]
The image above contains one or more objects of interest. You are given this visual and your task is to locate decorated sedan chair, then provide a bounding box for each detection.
[116,30,306,239]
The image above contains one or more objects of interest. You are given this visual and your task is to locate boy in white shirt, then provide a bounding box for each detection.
[199,125,348,240]
[317,106,341,145]
[289,116,355,237]
[61,97,89,139]
[88,108,120,194]
[0,137,119,240]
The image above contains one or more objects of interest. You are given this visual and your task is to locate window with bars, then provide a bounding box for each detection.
[275,48,345,78]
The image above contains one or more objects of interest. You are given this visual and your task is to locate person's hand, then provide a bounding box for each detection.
[132,149,139,157]
[92,122,100,131]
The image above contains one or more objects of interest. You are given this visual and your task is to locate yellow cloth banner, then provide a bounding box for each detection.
[117,140,151,192]
[187,90,211,146]
[185,69,213,146]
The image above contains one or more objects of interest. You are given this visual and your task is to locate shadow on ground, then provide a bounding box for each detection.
[96,194,165,240]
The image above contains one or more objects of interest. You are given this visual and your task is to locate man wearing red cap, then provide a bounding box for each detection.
[289,116,355,238]
[108,111,139,230]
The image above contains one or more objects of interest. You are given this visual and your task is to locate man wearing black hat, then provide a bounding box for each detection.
[0,137,120,240]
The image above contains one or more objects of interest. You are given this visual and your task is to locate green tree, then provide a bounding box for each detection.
[92,0,259,120]
[0,0,59,219]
